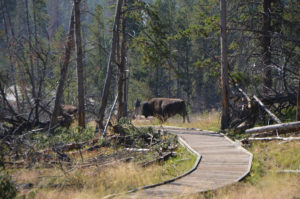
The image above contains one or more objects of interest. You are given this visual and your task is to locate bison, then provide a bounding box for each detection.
[57,105,78,128]
[61,105,77,116]
[141,98,190,123]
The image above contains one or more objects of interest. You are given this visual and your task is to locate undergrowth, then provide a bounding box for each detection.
[13,145,196,199]
[9,119,197,199]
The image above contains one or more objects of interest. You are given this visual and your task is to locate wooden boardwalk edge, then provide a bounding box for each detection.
[162,126,253,182]
[103,134,202,199]
[220,132,253,182]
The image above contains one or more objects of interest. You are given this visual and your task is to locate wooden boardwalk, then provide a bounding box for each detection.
[119,127,252,199]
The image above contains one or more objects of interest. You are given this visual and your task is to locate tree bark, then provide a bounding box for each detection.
[74,0,86,128]
[262,0,272,93]
[123,63,129,117]
[245,121,300,134]
[220,0,230,130]
[253,95,282,124]
[25,0,37,115]
[32,0,41,123]
[49,7,75,133]
[297,79,300,121]
[177,58,181,98]
[1,0,20,112]
[98,0,123,129]
[117,0,127,120]
[49,0,60,39]
[242,137,300,143]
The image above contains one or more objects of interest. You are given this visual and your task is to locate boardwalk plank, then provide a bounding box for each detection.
[113,127,252,199]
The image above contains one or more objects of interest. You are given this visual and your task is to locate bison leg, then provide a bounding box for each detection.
[186,113,190,123]
[182,111,190,123]
[181,112,186,123]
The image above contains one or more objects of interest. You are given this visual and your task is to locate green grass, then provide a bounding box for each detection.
[133,111,221,132]
[30,126,97,150]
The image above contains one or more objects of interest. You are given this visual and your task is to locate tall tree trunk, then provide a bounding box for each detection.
[262,0,272,93]
[155,65,159,96]
[49,7,75,133]
[74,0,86,128]
[185,44,191,106]
[220,0,230,130]
[177,60,181,98]
[123,63,128,117]
[98,0,123,129]
[49,0,60,39]
[1,0,20,112]
[32,0,41,123]
[297,79,300,121]
[117,0,127,120]
[167,69,170,98]
[24,0,37,110]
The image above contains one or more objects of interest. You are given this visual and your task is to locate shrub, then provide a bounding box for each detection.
[0,171,17,199]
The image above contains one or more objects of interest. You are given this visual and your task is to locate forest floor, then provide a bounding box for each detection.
[6,122,197,199]
[5,112,300,199]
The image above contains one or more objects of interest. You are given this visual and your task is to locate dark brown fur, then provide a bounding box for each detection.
[142,98,190,123]
[58,105,77,128]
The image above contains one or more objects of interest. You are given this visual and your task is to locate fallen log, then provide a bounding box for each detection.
[277,170,300,173]
[102,94,118,138]
[124,148,150,152]
[245,121,300,134]
[253,95,282,124]
[241,136,300,143]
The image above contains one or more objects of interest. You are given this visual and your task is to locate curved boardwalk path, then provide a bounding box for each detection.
[121,127,252,199]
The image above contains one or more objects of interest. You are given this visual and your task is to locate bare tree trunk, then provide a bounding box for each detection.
[220,0,230,130]
[74,0,86,128]
[32,0,41,123]
[262,0,272,93]
[123,63,128,117]
[1,0,19,112]
[117,1,127,120]
[168,69,171,98]
[25,0,37,108]
[49,0,60,39]
[98,0,123,129]
[49,7,75,133]
[297,79,300,121]
[155,65,159,96]
[185,44,191,106]
[177,60,181,98]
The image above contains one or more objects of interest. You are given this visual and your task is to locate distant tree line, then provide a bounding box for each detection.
[0,0,299,132]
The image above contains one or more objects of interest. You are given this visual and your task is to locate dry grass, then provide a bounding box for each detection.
[12,113,300,199]
[13,146,196,199]
[132,111,221,131]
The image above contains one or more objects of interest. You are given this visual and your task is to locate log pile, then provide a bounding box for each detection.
[229,82,297,134]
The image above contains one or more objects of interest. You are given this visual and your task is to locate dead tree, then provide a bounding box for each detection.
[98,0,123,129]
[262,0,272,93]
[117,0,128,120]
[297,79,300,121]
[74,0,86,128]
[49,7,75,133]
[246,121,300,134]
[220,0,230,130]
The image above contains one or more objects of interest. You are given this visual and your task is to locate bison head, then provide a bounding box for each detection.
[141,102,153,118]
